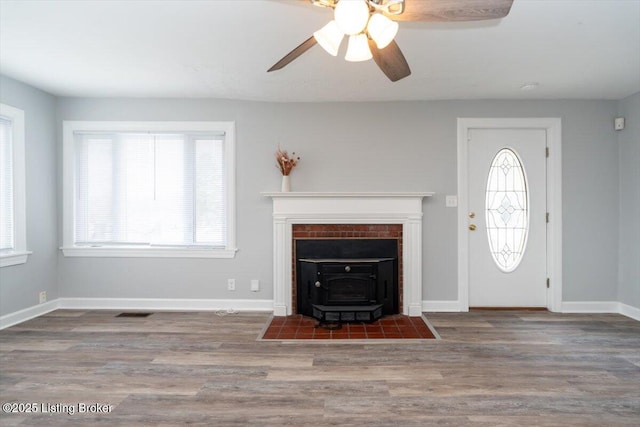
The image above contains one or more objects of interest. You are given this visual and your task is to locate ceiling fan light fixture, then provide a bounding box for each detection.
[313,20,344,56]
[345,33,372,62]
[367,13,398,49]
[334,0,370,36]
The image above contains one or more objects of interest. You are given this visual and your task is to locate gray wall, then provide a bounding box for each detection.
[617,92,640,308]
[55,97,621,304]
[0,76,58,316]
[1,73,632,318]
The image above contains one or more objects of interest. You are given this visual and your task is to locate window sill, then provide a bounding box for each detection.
[0,251,32,267]
[60,246,237,259]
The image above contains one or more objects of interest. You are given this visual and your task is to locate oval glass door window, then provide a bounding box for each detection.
[485,148,529,272]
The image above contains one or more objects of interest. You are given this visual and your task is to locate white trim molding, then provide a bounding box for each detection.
[457,118,562,312]
[0,251,32,267]
[0,298,273,330]
[561,301,620,313]
[422,300,640,321]
[57,298,273,312]
[2,298,637,330]
[422,300,464,312]
[263,192,433,317]
[0,300,59,330]
[562,301,640,321]
[60,247,237,258]
[619,303,640,321]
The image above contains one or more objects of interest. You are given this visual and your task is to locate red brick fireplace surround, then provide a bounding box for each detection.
[291,224,403,314]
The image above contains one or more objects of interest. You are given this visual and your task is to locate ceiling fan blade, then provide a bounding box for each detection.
[390,0,514,22]
[369,39,411,82]
[268,36,317,72]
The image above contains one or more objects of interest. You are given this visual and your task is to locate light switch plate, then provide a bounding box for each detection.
[250,279,260,292]
[445,195,458,208]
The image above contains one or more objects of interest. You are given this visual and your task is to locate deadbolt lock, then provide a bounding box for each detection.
[469,212,475,218]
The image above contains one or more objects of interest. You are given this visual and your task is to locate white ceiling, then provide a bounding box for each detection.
[1,0,639,102]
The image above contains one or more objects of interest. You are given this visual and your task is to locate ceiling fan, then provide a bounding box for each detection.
[268,0,514,82]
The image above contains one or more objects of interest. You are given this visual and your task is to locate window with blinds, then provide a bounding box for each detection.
[0,116,14,252]
[63,121,236,258]
[0,103,29,267]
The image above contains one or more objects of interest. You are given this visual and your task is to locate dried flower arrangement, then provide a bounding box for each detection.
[276,146,300,176]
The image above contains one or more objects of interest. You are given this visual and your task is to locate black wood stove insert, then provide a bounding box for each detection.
[296,239,398,322]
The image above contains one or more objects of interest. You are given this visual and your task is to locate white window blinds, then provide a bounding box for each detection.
[74,131,226,247]
[0,116,14,251]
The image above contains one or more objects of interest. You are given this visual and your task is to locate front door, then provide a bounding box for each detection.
[468,128,547,307]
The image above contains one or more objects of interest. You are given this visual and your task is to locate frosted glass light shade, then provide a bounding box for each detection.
[345,34,372,62]
[367,13,398,49]
[334,0,370,36]
[313,20,344,56]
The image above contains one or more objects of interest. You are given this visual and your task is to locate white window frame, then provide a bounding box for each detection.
[0,103,31,267]
[61,121,237,258]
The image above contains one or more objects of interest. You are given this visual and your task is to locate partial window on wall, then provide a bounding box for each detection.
[0,103,30,267]
[62,121,236,258]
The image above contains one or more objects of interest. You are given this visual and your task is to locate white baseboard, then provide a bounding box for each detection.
[0,300,59,330]
[422,300,465,312]
[3,298,637,330]
[423,300,640,321]
[561,301,620,313]
[619,303,640,321]
[0,298,273,329]
[57,297,274,312]
[561,301,640,321]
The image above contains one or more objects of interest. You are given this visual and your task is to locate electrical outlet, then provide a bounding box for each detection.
[227,279,236,291]
[250,279,260,292]
[38,291,47,304]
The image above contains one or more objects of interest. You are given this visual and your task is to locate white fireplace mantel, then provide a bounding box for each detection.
[263,192,434,316]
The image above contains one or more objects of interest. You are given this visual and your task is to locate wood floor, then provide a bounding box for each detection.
[1,310,639,426]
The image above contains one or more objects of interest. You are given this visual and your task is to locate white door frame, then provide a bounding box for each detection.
[457,118,563,312]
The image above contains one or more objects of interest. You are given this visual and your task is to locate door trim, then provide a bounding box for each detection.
[457,118,562,312]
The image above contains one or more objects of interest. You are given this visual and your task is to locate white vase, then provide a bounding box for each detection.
[281,175,291,192]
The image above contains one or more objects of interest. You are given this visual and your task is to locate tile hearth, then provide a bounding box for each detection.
[260,314,436,340]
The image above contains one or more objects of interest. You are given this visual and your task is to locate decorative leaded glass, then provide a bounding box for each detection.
[485,148,529,272]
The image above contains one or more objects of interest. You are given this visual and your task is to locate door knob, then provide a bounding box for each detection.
[315,281,322,288]
[469,224,477,231]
